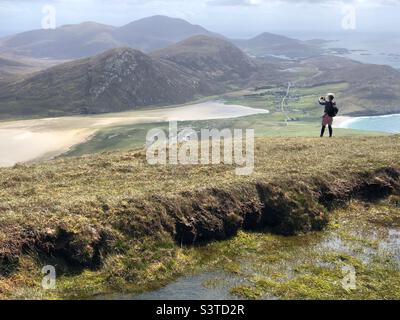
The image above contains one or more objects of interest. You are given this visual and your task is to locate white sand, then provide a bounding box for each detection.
[0,128,94,167]
[0,102,268,167]
[334,116,354,128]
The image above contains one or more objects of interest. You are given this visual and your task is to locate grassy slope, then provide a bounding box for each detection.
[65,116,381,158]
[65,83,382,158]
[0,135,399,299]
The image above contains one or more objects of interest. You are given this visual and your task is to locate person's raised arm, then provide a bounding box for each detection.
[319,97,327,106]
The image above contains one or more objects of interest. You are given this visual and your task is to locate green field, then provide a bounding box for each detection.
[65,116,380,158]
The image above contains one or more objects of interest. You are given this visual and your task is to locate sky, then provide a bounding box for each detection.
[0,0,400,38]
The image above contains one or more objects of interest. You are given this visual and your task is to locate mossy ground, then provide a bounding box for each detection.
[2,198,398,300]
[0,136,399,299]
[227,198,400,300]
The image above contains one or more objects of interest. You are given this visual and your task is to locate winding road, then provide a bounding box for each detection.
[281,82,292,123]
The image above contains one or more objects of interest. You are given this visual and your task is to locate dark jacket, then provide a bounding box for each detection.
[319,99,337,117]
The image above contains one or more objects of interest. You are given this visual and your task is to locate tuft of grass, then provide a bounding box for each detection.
[227,199,400,300]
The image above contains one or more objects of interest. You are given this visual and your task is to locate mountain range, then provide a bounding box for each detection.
[1,15,400,119]
[0,36,262,118]
[0,16,220,59]
[0,15,320,60]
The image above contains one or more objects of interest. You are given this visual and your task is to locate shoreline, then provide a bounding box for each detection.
[1,104,397,167]
[334,116,354,128]
[0,101,268,167]
[335,113,400,132]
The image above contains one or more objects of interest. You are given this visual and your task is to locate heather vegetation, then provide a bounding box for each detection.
[0,136,399,299]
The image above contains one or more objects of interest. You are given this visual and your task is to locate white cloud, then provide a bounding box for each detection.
[208,0,400,6]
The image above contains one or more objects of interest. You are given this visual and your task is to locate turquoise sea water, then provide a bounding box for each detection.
[341,114,400,134]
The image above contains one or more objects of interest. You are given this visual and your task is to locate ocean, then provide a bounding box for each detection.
[286,31,400,70]
[340,114,400,134]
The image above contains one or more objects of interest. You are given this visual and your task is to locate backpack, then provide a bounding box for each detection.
[327,102,339,117]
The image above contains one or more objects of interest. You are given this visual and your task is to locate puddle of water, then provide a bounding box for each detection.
[100,271,244,301]
[379,229,400,267]
[111,230,397,300]
[98,201,399,300]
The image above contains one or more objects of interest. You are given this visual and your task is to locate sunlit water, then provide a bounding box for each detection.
[100,227,399,301]
[101,272,243,301]
[287,31,400,69]
[339,114,400,134]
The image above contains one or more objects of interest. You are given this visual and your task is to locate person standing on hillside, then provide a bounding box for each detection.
[319,93,338,138]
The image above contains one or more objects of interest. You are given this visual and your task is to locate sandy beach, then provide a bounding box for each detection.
[0,102,268,167]
[334,114,400,133]
[334,116,354,128]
